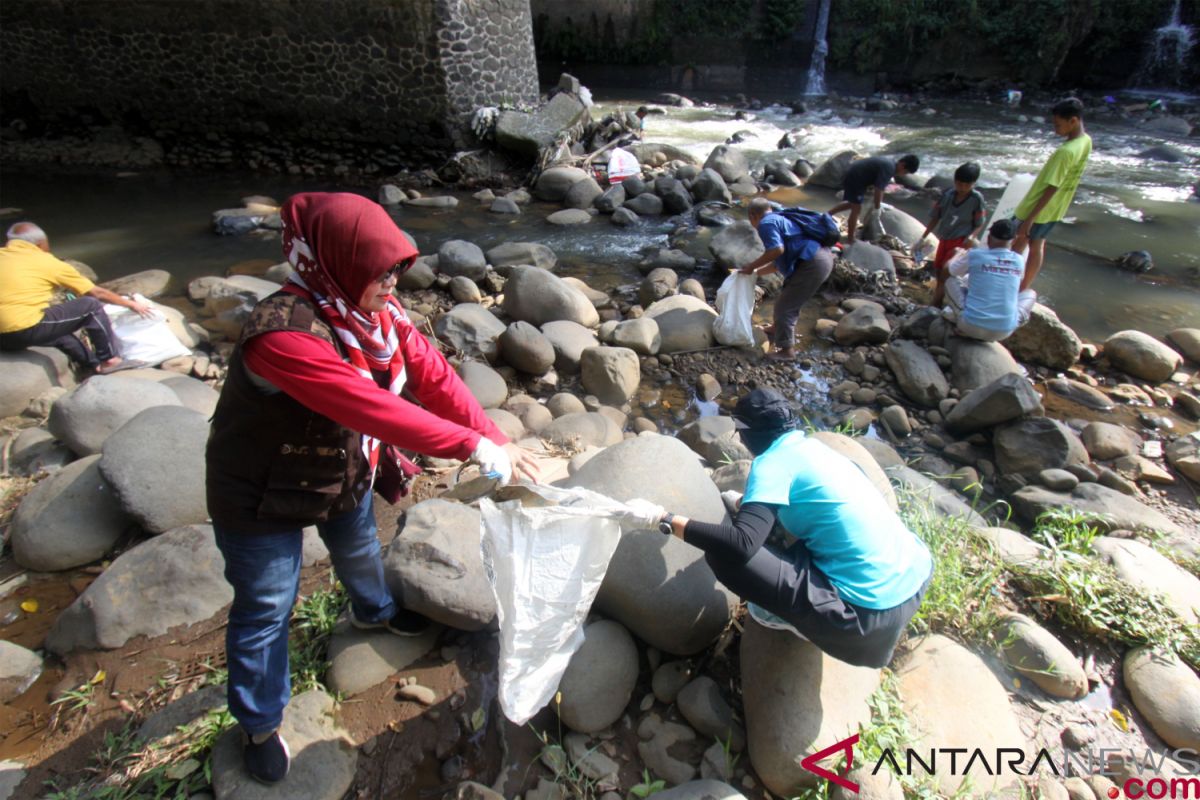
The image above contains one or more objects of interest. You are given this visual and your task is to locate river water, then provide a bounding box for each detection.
[1,94,1197,342]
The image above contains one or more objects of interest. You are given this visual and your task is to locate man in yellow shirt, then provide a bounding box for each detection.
[1011,97,1092,291]
[0,222,153,372]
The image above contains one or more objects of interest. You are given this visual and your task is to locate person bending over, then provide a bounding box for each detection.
[0,222,152,373]
[828,154,919,242]
[647,388,932,668]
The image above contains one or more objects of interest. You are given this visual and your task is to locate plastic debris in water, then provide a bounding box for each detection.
[19,598,39,613]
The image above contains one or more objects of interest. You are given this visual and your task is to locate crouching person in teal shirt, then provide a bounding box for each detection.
[651,388,932,667]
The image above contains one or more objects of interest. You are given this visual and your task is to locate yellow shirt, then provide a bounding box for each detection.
[0,240,96,333]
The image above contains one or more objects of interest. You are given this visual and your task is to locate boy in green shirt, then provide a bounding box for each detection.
[1012,97,1092,291]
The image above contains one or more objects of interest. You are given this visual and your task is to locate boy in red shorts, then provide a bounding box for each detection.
[917,162,986,307]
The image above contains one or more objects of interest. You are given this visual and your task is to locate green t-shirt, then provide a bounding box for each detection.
[1015,134,1092,223]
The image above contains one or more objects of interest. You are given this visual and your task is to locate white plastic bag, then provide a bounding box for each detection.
[713,272,756,347]
[479,483,653,725]
[103,294,190,365]
[607,147,640,183]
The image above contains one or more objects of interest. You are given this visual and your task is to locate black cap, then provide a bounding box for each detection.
[990,218,1018,241]
[732,388,799,432]
[636,106,650,116]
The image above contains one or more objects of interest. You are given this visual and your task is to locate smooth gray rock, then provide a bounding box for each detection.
[0,640,42,703]
[0,761,25,800]
[48,375,182,456]
[843,240,896,276]
[948,337,1021,392]
[741,620,879,795]
[101,269,171,298]
[640,248,696,276]
[211,690,356,800]
[99,405,209,534]
[676,676,745,750]
[580,346,640,406]
[1039,468,1079,491]
[624,193,664,216]
[556,619,639,733]
[611,317,661,356]
[541,321,600,373]
[884,464,987,527]
[47,524,233,654]
[563,176,604,210]
[325,620,440,697]
[1003,303,1081,370]
[639,267,679,308]
[396,258,437,290]
[485,408,525,442]
[547,208,592,226]
[490,197,521,214]
[884,340,948,408]
[994,418,1088,477]
[534,166,589,202]
[499,321,556,375]
[485,242,558,273]
[434,304,506,362]
[8,426,73,476]
[612,207,639,226]
[810,432,898,511]
[703,145,750,183]
[1093,537,1199,626]
[1166,434,1200,483]
[540,412,623,450]
[944,372,1043,433]
[643,296,717,353]
[709,221,763,270]
[161,375,219,417]
[1046,377,1115,412]
[764,159,802,186]
[1166,328,1200,363]
[691,169,732,203]
[1081,421,1142,460]
[546,392,587,418]
[449,276,483,303]
[995,612,1088,699]
[835,304,890,345]
[1104,330,1182,383]
[1009,483,1183,537]
[383,499,494,630]
[652,660,693,704]
[678,416,736,459]
[562,435,735,654]
[805,149,859,189]
[1123,648,1200,750]
[438,241,488,281]
[595,183,626,213]
[658,179,693,213]
[710,460,751,493]
[503,266,599,328]
[10,455,130,571]
[0,347,74,418]
[457,361,507,409]
[637,713,701,785]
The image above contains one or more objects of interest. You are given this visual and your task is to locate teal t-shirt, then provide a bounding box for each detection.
[742,432,932,610]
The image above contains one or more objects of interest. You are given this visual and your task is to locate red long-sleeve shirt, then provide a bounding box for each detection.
[242,327,507,462]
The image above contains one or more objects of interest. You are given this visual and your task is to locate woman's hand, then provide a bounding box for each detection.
[503,442,542,484]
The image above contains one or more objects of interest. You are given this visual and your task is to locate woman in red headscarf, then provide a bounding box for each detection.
[205,192,538,784]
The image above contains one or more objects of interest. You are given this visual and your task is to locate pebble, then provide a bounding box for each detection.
[1061,723,1096,750]
[398,684,437,705]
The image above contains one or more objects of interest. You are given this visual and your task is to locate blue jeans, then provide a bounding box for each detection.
[213,494,395,735]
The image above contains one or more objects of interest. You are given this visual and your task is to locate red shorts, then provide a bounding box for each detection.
[933,236,967,271]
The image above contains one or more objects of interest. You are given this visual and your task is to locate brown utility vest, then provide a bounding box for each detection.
[205,292,373,534]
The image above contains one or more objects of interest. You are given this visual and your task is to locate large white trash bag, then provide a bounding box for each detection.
[103,294,191,365]
[713,271,756,347]
[479,483,657,725]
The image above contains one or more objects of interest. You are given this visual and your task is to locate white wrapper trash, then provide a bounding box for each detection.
[479,483,659,725]
[713,271,756,347]
[103,294,191,365]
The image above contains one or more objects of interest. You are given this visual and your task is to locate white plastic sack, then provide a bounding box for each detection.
[103,294,190,365]
[479,483,653,725]
[607,147,640,183]
[712,272,756,347]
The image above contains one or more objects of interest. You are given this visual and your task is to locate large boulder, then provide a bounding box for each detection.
[835,303,890,345]
[0,347,74,418]
[1166,434,1200,483]
[101,269,171,298]
[1092,538,1200,626]
[48,375,182,456]
[741,620,879,795]
[437,240,488,281]
[1166,328,1200,363]
[8,426,73,476]
[709,222,764,270]
[703,145,750,184]
[896,635,1024,796]
[580,346,641,406]
[9,455,130,571]
[457,361,507,409]
[678,416,736,459]
[325,620,440,698]
[656,178,693,214]
[1081,421,1142,461]
[995,612,1088,699]
[691,169,732,203]
[625,193,664,216]
[994,418,1087,477]
[541,321,600,373]
[561,435,736,654]
[945,372,1043,433]
[99,405,209,534]
[499,321,556,375]
[611,317,661,356]
[1123,648,1200,750]
[564,176,604,210]
[643,296,718,353]
[1009,483,1183,537]
[486,242,558,273]
[878,205,928,243]
[883,340,948,408]
[503,266,599,328]
[162,375,219,417]
[211,690,356,800]
[639,268,679,308]
[46,524,233,654]
[534,166,590,202]
[1103,330,1182,383]
[540,412,623,450]
[498,91,589,159]
[947,337,1021,392]
[383,499,494,630]
[555,619,639,733]
[843,241,895,276]
[1002,303,1081,370]
[434,304,506,362]
[806,150,859,189]
[595,183,626,213]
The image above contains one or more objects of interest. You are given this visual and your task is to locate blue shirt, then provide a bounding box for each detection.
[743,432,932,609]
[757,212,818,279]
[962,247,1026,332]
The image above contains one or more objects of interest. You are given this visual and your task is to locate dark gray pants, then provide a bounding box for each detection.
[705,538,928,668]
[0,297,119,368]
[773,248,834,349]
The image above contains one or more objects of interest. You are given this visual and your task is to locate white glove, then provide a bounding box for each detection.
[622,499,666,531]
[471,438,513,486]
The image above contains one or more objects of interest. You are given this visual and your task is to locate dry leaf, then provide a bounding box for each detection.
[19,599,38,613]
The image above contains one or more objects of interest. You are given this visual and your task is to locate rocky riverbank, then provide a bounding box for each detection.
[2,140,1199,800]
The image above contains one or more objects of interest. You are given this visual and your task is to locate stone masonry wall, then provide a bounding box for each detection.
[1,0,539,158]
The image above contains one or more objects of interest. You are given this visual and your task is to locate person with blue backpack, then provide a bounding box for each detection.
[740,197,840,361]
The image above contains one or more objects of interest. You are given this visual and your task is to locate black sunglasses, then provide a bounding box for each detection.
[377,258,416,282]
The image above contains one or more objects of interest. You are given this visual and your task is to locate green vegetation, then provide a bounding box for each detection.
[289,577,346,695]
[1030,507,1102,556]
